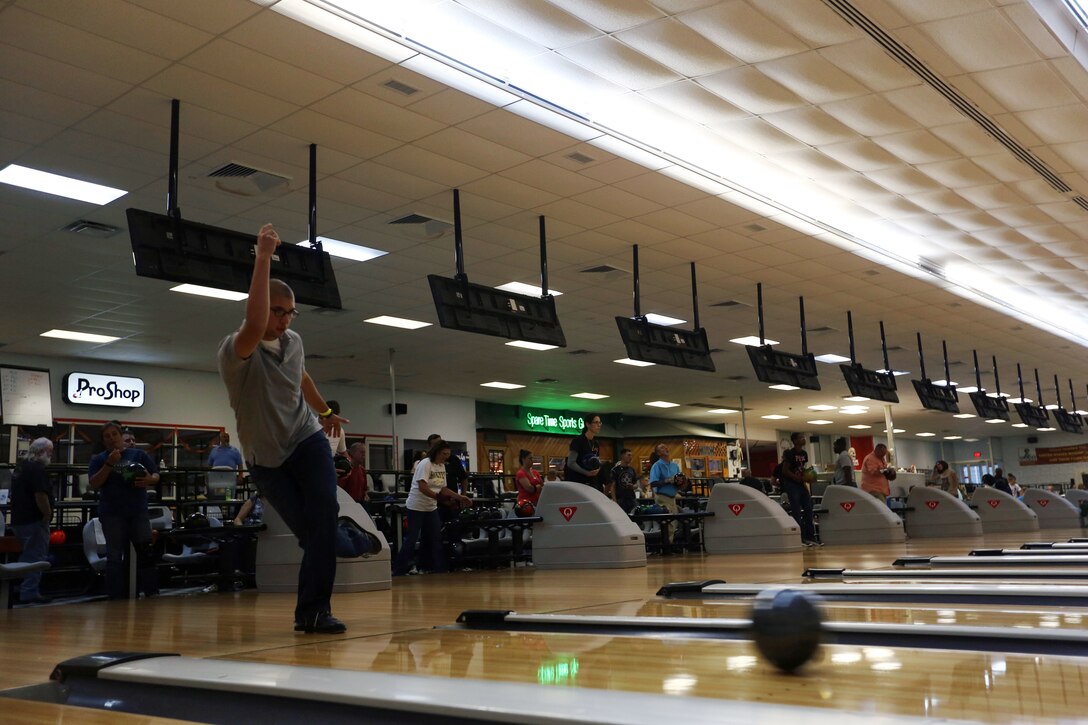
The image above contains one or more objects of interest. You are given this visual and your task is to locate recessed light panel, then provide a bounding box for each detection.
[769,384,800,391]
[571,392,608,399]
[614,358,655,367]
[505,340,558,351]
[170,284,248,301]
[41,329,119,343]
[707,408,738,414]
[761,414,788,420]
[807,419,834,425]
[645,400,679,408]
[644,313,685,326]
[814,353,850,363]
[808,405,837,411]
[0,164,126,204]
[365,316,431,329]
[730,335,780,346]
[299,237,387,262]
[480,381,524,389]
[496,282,563,297]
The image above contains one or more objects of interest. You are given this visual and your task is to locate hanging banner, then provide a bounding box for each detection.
[1018,444,1088,466]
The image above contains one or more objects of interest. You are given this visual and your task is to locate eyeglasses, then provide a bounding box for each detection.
[270,307,301,319]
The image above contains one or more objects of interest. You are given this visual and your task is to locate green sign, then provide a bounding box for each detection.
[525,410,584,434]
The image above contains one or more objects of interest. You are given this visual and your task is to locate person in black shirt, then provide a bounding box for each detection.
[781,432,819,546]
[738,468,766,493]
[11,437,55,604]
[609,448,638,513]
[992,467,1012,495]
[566,414,602,488]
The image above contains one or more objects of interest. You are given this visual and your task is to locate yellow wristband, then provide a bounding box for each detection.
[319,408,333,418]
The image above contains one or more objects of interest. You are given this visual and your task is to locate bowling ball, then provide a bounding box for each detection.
[802,467,817,485]
[49,529,66,546]
[183,513,210,529]
[333,455,351,477]
[459,508,479,522]
[514,501,536,517]
[649,504,668,515]
[578,454,601,472]
[116,459,148,484]
[883,468,897,481]
[673,473,690,490]
[487,507,503,520]
[750,588,824,674]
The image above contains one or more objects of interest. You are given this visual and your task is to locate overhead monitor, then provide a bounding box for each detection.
[0,366,53,426]
[968,392,1009,421]
[1053,409,1084,435]
[912,379,959,414]
[127,208,342,309]
[429,275,566,347]
[614,318,714,372]
[840,364,898,403]
[1014,402,1049,428]
[746,345,820,390]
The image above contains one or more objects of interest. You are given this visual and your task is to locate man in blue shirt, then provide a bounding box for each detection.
[208,431,244,470]
[649,444,681,513]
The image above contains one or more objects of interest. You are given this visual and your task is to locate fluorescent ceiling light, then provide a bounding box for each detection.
[644,313,685,326]
[645,400,679,408]
[496,282,563,297]
[916,432,936,437]
[298,237,387,263]
[481,381,525,389]
[0,163,126,204]
[40,329,119,343]
[1011,423,1029,428]
[505,340,558,351]
[985,419,1006,424]
[1038,427,1057,431]
[808,405,837,411]
[987,392,1011,398]
[365,316,431,330]
[877,369,911,377]
[839,408,869,415]
[761,414,788,420]
[931,380,958,387]
[1008,397,1033,404]
[944,436,962,440]
[769,384,800,391]
[883,428,906,433]
[730,336,779,346]
[1076,410,1088,416]
[708,408,738,414]
[170,284,248,301]
[953,413,976,419]
[957,386,979,394]
[571,392,609,400]
[1044,404,1061,410]
[843,396,870,402]
[814,353,850,364]
[807,420,834,425]
[965,438,980,442]
[848,424,871,429]
[614,358,654,367]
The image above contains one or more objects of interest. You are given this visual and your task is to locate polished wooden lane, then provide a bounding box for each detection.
[1,527,1084,720]
[0,699,191,725]
[221,626,1088,723]
[562,598,1088,630]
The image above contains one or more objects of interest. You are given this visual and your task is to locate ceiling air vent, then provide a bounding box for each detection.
[383,79,419,96]
[863,269,880,277]
[388,213,453,239]
[711,299,747,308]
[565,151,595,164]
[725,375,748,381]
[327,377,354,384]
[567,349,593,356]
[535,377,558,384]
[63,219,121,238]
[919,257,945,278]
[1074,196,1088,213]
[808,325,836,334]
[206,162,291,197]
[743,223,767,232]
[581,264,625,274]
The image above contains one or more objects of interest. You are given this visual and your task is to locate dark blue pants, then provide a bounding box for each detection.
[100,508,157,599]
[782,481,816,541]
[392,508,444,575]
[251,432,339,621]
[14,520,49,600]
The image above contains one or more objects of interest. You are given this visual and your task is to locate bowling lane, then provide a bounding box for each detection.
[221,626,1088,723]
[560,598,1088,630]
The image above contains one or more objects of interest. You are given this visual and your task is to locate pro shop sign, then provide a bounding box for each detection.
[64,372,145,408]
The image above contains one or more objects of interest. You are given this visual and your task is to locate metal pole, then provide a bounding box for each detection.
[307,143,318,247]
[389,347,398,491]
[690,262,699,331]
[167,99,180,219]
[632,244,641,318]
[740,395,751,479]
[883,404,896,467]
[757,283,765,345]
[847,310,855,364]
[539,215,548,297]
[453,189,465,282]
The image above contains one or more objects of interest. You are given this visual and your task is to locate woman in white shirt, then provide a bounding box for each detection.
[392,439,470,576]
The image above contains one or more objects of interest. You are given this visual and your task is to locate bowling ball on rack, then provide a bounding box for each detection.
[673,473,690,490]
[749,588,824,674]
[649,504,668,515]
[116,459,148,485]
[486,507,504,520]
[459,508,479,523]
[49,529,66,546]
[183,513,210,529]
[514,501,536,517]
[883,468,898,481]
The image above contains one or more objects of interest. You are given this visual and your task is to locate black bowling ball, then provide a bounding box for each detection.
[749,588,823,674]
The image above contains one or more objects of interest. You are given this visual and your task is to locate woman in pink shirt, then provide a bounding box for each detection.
[860,443,891,502]
[515,449,543,506]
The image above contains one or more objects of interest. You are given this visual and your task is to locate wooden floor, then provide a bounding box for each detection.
[3,529,1087,723]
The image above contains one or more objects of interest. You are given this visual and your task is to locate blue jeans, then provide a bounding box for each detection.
[250,432,338,620]
[100,508,157,599]
[14,520,49,600]
[392,508,444,575]
[781,481,816,541]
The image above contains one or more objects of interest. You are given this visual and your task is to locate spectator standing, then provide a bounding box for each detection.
[11,437,54,604]
[609,448,639,513]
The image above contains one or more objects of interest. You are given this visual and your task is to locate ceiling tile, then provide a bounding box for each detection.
[544,0,664,33]
[818,38,919,92]
[641,80,748,124]
[313,89,445,143]
[680,1,807,63]
[914,11,1038,73]
[460,0,598,47]
[615,17,740,77]
[758,52,869,105]
[969,62,1079,112]
[697,66,805,115]
[872,129,959,164]
[822,95,919,136]
[560,35,681,90]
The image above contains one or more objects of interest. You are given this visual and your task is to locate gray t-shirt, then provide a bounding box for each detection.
[218,329,322,468]
[833,451,855,486]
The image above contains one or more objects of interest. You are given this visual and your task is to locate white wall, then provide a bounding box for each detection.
[3,352,476,466]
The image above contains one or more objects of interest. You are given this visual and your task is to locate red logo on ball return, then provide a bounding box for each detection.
[925,500,940,510]
[728,503,745,516]
[1038,499,1050,507]
[559,506,577,521]
[987,500,1000,508]
[840,501,855,512]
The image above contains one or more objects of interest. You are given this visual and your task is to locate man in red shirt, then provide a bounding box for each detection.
[337,443,369,503]
[860,443,892,502]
